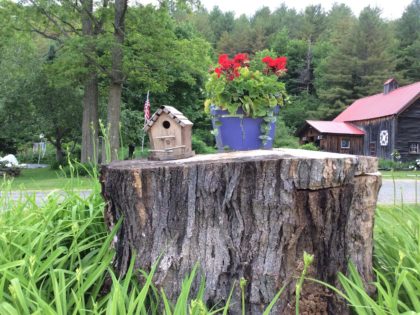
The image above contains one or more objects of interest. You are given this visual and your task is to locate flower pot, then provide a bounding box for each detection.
[210,106,278,151]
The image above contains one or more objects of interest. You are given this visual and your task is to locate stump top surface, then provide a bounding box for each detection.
[107,149,377,174]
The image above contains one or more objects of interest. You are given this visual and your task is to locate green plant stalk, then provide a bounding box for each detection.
[240,277,247,315]
[295,252,314,315]
[392,168,396,206]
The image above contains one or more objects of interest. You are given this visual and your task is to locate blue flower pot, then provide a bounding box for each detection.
[210,106,278,151]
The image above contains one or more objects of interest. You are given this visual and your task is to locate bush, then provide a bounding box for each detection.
[192,135,216,154]
[274,118,300,148]
[378,158,412,170]
[299,143,319,151]
[50,159,68,170]
[61,162,99,177]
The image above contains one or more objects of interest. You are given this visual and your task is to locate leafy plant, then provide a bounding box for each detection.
[204,51,288,118]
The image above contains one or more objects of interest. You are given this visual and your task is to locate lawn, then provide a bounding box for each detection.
[380,170,420,179]
[4,168,96,191]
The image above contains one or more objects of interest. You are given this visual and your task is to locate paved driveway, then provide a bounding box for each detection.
[1,179,419,208]
[378,179,420,204]
[0,190,92,210]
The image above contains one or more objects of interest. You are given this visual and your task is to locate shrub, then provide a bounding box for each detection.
[274,118,300,148]
[192,135,216,154]
[61,162,99,177]
[299,143,319,151]
[378,158,412,170]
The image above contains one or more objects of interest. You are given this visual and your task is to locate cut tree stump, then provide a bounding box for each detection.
[100,149,381,314]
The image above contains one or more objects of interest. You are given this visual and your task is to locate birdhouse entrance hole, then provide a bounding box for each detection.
[163,121,171,129]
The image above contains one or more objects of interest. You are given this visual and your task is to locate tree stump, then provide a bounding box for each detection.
[100,149,381,314]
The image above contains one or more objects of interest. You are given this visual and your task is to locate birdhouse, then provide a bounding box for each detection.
[144,105,195,161]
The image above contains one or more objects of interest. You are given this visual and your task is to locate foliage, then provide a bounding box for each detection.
[395,0,420,82]
[120,108,145,148]
[273,117,300,148]
[1,0,419,160]
[0,181,291,314]
[191,135,216,154]
[6,168,94,191]
[378,158,413,170]
[299,143,319,151]
[334,205,420,314]
[315,6,396,116]
[2,173,420,314]
[204,52,288,118]
[61,162,100,177]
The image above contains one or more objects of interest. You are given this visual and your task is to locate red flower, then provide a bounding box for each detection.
[215,67,222,78]
[262,56,273,64]
[233,68,240,78]
[262,55,287,75]
[233,53,249,65]
[274,56,287,71]
[218,54,232,70]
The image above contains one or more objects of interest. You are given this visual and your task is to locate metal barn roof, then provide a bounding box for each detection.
[306,120,365,135]
[334,81,420,122]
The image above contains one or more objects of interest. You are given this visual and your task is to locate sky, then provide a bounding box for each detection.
[137,0,413,20]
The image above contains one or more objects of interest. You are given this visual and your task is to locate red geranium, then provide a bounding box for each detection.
[233,53,249,66]
[213,53,250,80]
[262,56,287,75]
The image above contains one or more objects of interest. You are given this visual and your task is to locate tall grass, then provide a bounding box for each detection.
[0,178,291,314]
[322,205,420,315]
[2,174,419,314]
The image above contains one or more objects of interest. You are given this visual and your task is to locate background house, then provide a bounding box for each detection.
[299,121,364,155]
[299,79,420,161]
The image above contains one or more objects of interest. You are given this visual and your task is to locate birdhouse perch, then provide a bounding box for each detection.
[143,105,195,161]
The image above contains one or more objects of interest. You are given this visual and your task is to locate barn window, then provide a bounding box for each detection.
[409,143,420,154]
[341,139,350,149]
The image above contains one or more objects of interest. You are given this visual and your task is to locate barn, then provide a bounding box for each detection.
[299,79,420,161]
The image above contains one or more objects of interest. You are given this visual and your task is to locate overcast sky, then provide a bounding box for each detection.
[137,0,412,20]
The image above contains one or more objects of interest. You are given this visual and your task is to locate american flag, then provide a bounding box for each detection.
[144,91,150,123]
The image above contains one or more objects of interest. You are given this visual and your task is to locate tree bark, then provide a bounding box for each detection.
[81,72,99,163]
[106,0,127,162]
[101,149,381,314]
[54,128,64,163]
[128,143,135,159]
[80,0,99,164]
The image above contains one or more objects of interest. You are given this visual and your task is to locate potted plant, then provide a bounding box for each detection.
[204,51,288,151]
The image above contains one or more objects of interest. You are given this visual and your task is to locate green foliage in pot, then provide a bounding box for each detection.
[204,51,289,118]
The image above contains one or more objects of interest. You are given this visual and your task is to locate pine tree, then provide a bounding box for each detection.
[395,0,420,82]
[316,7,395,118]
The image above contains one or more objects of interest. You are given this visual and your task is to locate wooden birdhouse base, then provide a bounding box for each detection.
[148,150,195,161]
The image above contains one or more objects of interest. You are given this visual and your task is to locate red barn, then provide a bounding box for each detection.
[299,79,420,161]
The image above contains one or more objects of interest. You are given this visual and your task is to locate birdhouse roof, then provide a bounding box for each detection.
[144,105,193,132]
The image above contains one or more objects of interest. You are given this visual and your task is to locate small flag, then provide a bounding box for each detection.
[144,91,150,124]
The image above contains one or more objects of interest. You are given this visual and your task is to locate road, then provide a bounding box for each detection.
[378,179,420,204]
[1,179,419,207]
[0,190,92,210]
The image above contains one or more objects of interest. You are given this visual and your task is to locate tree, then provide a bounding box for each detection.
[107,0,128,161]
[395,0,420,82]
[0,30,82,162]
[208,6,234,46]
[315,7,395,118]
